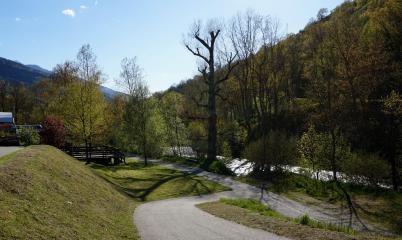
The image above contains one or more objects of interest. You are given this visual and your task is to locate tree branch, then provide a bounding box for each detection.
[189,90,208,109]
[216,52,239,85]
[198,65,209,84]
[185,45,209,63]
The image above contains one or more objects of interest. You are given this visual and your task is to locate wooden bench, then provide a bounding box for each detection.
[63,146,125,165]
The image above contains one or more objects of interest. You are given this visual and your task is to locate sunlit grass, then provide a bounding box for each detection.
[90,158,231,202]
[0,146,138,239]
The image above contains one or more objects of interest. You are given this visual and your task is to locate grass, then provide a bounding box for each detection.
[220,198,355,234]
[0,145,137,240]
[237,172,402,235]
[0,146,230,240]
[198,198,395,240]
[219,198,284,219]
[161,155,233,175]
[90,159,231,202]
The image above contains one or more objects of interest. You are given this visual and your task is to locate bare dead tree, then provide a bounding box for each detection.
[184,20,238,163]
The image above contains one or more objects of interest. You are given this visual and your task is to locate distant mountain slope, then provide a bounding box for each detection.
[0,57,121,98]
[25,64,52,74]
[0,57,48,85]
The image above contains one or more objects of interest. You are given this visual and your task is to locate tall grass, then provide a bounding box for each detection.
[296,214,355,235]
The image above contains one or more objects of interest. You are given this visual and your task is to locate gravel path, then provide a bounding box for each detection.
[133,159,367,240]
[0,146,22,158]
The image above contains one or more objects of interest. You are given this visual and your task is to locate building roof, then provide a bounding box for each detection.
[0,112,14,123]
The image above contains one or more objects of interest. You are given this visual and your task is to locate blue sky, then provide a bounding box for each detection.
[0,0,344,92]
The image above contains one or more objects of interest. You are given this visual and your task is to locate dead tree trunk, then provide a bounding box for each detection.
[185,23,237,164]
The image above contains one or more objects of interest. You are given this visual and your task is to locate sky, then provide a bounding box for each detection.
[0,0,344,93]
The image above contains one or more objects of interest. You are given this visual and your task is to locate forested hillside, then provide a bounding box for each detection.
[167,0,402,191]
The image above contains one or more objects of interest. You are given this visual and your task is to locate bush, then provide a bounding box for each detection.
[244,131,298,174]
[18,127,40,146]
[342,152,390,187]
[298,214,311,225]
[40,116,66,148]
[205,160,233,175]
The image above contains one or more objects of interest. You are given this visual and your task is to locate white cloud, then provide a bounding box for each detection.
[15,17,21,22]
[80,5,87,9]
[62,9,76,18]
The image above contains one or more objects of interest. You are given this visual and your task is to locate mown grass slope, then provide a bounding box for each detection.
[90,160,230,202]
[0,145,138,240]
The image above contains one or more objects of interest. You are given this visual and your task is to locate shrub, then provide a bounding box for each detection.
[40,116,66,148]
[298,214,311,225]
[342,152,390,187]
[244,131,298,174]
[18,127,40,146]
[206,160,233,175]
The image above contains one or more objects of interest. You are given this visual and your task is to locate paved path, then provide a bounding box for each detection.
[0,146,22,158]
[135,195,289,240]
[134,159,366,240]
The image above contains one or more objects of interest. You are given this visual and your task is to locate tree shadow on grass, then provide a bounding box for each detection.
[353,197,402,233]
[92,166,215,202]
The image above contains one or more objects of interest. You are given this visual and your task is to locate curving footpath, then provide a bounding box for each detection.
[133,160,363,240]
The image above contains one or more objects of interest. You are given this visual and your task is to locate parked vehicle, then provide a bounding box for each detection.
[0,112,18,145]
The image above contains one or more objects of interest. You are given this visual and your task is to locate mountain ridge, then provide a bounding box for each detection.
[0,57,121,98]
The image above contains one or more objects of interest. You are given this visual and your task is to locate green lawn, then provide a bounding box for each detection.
[90,159,231,202]
[197,198,395,240]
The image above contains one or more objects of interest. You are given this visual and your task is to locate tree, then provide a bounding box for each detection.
[184,20,237,164]
[106,94,129,150]
[303,18,367,228]
[62,44,106,160]
[382,91,402,190]
[298,125,322,181]
[40,115,66,148]
[160,92,189,157]
[9,82,28,124]
[118,57,152,166]
[0,80,7,112]
[229,10,262,140]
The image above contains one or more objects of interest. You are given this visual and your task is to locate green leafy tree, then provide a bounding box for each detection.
[160,92,189,157]
[62,45,107,160]
[118,57,167,165]
[298,125,323,181]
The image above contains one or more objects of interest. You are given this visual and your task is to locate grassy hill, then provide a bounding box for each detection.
[0,145,138,239]
[0,145,230,239]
